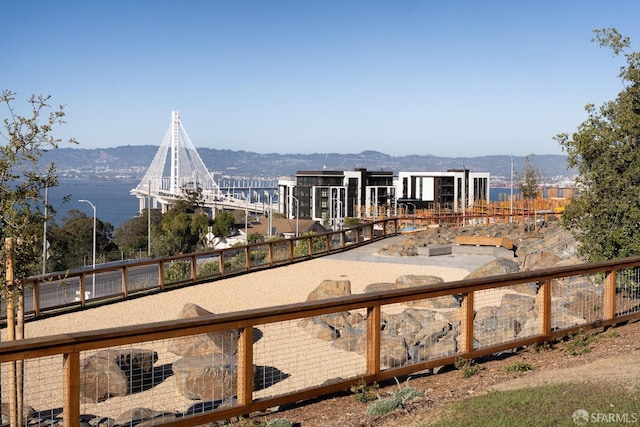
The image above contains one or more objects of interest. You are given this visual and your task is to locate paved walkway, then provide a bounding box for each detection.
[326,235,497,272]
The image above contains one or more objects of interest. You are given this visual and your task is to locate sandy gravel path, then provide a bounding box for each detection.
[19,258,470,338]
[5,249,480,420]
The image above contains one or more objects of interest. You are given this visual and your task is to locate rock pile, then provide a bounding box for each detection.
[379,221,580,270]
[299,253,592,371]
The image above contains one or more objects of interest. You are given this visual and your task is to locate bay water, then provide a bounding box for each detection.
[45,179,517,229]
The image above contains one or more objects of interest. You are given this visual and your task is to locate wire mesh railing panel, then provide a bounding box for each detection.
[616,267,640,316]
[384,220,397,235]
[329,234,344,251]
[550,274,599,331]
[92,270,123,299]
[381,302,458,368]
[473,285,539,350]
[1,356,64,425]
[78,331,242,425]
[38,276,82,309]
[344,229,358,247]
[127,264,161,293]
[310,235,328,255]
[248,247,269,268]
[254,315,367,400]
[162,260,192,285]
[194,254,221,281]
[291,240,309,260]
[271,241,291,263]
[222,250,247,275]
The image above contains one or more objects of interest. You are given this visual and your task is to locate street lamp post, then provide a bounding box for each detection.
[241,192,249,243]
[291,196,299,237]
[78,199,96,298]
[461,164,466,226]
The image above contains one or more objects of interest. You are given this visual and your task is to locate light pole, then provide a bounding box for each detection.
[291,195,300,237]
[264,191,273,238]
[241,192,249,243]
[461,164,466,226]
[79,199,96,298]
[335,199,343,230]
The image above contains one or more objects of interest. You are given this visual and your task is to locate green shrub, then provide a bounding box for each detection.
[455,357,481,378]
[265,419,292,427]
[598,329,620,339]
[505,362,534,373]
[366,397,399,416]
[350,378,379,403]
[197,259,219,277]
[163,260,191,282]
[365,378,424,417]
[565,329,594,356]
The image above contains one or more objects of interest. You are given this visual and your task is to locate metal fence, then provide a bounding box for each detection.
[9,219,397,321]
[1,254,639,426]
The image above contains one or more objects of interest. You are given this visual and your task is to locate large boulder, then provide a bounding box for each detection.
[464,258,519,279]
[380,335,408,367]
[168,303,240,356]
[395,275,458,309]
[363,282,396,293]
[78,349,158,403]
[305,279,352,301]
[173,353,246,401]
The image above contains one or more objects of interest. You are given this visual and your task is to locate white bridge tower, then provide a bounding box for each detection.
[131,111,222,213]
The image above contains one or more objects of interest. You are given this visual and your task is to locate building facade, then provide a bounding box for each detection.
[279,168,490,223]
[278,168,395,227]
[396,169,490,212]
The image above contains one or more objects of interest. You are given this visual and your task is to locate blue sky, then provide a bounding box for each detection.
[3,1,640,157]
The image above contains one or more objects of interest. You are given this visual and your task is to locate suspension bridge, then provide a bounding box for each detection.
[130,111,278,216]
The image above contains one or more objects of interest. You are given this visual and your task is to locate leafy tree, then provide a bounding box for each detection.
[159,197,210,255]
[47,209,118,271]
[0,91,75,421]
[212,210,236,238]
[0,90,76,282]
[517,155,542,199]
[555,28,640,261]
[113,208,162,256]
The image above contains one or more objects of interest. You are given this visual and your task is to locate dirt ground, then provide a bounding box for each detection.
[237,318,640,427]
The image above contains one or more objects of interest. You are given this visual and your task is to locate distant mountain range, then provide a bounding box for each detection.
[41,145,576,185]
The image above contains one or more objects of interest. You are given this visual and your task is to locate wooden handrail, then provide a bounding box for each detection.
[15,218,398,321]
[0,250,639,425]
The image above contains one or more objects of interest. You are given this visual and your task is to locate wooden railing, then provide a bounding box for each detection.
[13,218,399,320]
[1,254,639,426]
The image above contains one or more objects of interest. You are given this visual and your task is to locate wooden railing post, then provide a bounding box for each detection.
[245,248,251,271]
[158,261,165,290]
[366,305,381,376]
[64,352,80,427]
[33,280,41,317]
[190,254,197,283]
[79,273,87,305]
[219,251,226,276]
[122,266,129,298]
[288,240,294,261]
[458,292,474,354]
[604,269,617,320]
[237,326,254,406]
[536,280,551,336]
